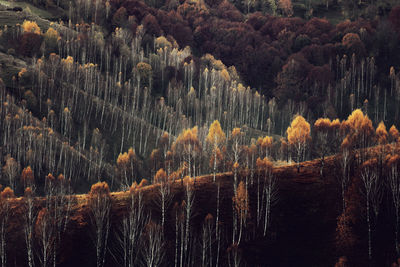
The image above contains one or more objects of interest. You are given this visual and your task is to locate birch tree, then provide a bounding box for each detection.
[154,168,171,230]
[286,115,311,173]
[232,181,249,245]
[360,160,378,262]
[206,120,226,182]
[88,182,111,267]
[0,187,14,267]
[141,222,164,267]
[24,187,36,267]
[35,208,54,267]
[388,155,400,255]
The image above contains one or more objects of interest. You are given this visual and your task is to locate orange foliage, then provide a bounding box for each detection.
[257,136,273,149]
[0,187,14,199]
[389,125,400,142]
[256,157,273,171]
[287,115,311,147]
[314,118,332,131]
[21,166,34,187]
[233,161,240,169]
[138,179,149,188]
[388,154,400,167]
[24,187,34,197]
[231,127,242,138]
[22,20,41,34]
[174,126,201,150]
[341,109,374,149]
[206,120,226,147]
[209,147,223,168]
[154,168,168,184]
[89,181,110,197]
[233,181,250,218]
[376,121,388,145]
[58,173,65,182]
[334,256,349,267]
[331,119,341,129]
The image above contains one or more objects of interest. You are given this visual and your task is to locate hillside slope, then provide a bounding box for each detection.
[3,157,343,267]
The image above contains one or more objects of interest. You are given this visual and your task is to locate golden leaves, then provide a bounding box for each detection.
[155,36,172,50]
[89,181,110,197]
[1,187,14,200]
[206,120,226,146]
[287,115,311,146]
[341,109,374,148]
[257,136,273,149]
[314,118,332,131]
[389,125,400,142]
[233,181,249,218]
[154,168,168,184]
[375,121,388,145]
[21,166,34,186]
[18,68,27,78]
[256,157,273,170]
[44,27,59,41]
[22,20,41,34]
[117,152,130,166]
[61,56,74,66]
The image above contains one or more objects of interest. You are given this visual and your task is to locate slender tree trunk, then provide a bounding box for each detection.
[367,196,372,261]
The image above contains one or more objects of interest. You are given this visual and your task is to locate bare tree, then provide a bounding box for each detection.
[361,160,378,262]
[201,214,214,267]
[388,155,400,255]
[0,187,14,267]
[227,244,242,267]
[24,187,36,267]
[183,177,194,263]
[118,184,148,267]
[3,156,20,191]
[154,169,172,230]
[339,143,352,215]
[263,167,277,237]
[35,208,54,267]
[140,222,164,267]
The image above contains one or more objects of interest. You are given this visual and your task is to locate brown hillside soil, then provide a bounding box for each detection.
[4,157,346,266]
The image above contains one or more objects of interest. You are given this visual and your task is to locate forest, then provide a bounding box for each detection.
[0,0,399,266]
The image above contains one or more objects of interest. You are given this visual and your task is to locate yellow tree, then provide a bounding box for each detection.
[232,181,249,245]
[206,120,226,182]
[117,152,130,188]
[3,157,20,191]
[22,20,41,34]
[341,109,374,162]
[173,126,202,182]
[117,148,137,188]
[314,118,340,177]
[389,125,400,144]
[257,136,273,159]
[21,166,35,189]
[287,115,311,172]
